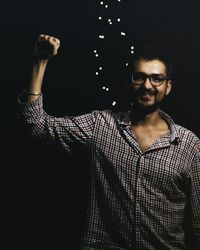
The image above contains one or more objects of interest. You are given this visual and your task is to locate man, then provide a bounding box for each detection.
[18,34,200,249]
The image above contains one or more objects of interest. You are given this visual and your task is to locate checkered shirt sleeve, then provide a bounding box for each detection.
[17,95,96,153]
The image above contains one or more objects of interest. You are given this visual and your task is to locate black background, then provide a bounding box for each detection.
[1,0,200,249]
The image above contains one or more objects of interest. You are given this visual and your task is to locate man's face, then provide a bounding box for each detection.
[131,59,172,111]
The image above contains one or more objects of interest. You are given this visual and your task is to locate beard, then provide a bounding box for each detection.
[131,87,163,115]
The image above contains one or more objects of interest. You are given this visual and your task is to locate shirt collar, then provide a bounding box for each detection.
[115,109,180,144]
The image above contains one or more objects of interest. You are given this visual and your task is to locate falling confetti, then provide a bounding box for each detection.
[112,101,117,106]
[92,0,132,107]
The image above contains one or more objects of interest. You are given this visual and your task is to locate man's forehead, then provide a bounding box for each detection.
[133,59,167,73]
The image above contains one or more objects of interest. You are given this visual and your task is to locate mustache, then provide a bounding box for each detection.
[134,88,157,96]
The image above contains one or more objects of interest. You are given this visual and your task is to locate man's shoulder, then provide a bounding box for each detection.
[90,109,129,125]
[92,109,124,118]
[174,123,199,142]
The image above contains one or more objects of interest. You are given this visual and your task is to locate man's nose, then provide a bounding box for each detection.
[143,76,152,89]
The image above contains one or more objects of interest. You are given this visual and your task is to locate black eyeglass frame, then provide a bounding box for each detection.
[131,72,170,87]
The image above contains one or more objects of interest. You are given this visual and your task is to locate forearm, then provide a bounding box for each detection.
[22,34,60,102]
[24,59,48,102]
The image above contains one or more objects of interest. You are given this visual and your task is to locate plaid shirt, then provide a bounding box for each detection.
[18,96,200,250]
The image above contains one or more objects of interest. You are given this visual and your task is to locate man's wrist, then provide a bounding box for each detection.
[32,58,48,67]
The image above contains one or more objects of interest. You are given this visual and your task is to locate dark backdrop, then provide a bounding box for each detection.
[1,0,200,249]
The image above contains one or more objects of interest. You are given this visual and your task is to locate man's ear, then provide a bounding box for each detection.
[165,80,172,95]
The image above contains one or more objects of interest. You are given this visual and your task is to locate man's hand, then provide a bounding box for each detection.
[33,34,60,60]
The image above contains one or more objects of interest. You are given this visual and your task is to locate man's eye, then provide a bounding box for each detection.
[151,75,164,82]
[134,73,145,80]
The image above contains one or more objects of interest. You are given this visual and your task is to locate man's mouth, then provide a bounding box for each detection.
[139,91,155,98]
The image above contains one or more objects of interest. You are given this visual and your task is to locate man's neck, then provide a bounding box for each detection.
[131,108,163,128]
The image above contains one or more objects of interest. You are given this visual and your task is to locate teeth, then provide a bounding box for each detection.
[142,93,154,97]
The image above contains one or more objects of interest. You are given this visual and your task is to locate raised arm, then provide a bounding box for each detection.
[18,34,96,152]
[24,34,60,102]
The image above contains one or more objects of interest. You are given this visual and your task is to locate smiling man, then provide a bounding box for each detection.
[17,35,200,249]
[129,54,172,154]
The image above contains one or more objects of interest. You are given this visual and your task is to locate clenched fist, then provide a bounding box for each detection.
[33,34,60,60]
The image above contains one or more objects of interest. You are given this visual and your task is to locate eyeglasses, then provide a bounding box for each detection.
[131,72,169,87]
